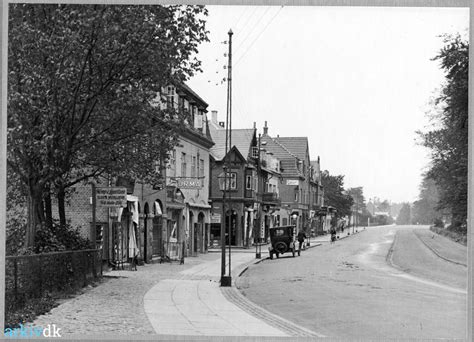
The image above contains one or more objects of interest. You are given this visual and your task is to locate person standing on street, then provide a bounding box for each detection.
[297,230,307,252]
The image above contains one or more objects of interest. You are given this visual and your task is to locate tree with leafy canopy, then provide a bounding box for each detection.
[396,203,411,225]
[320,170,353,218]
[7,4,209,248]
[417,33,468,231]
[346,187,368,226]
[411,176,442,225]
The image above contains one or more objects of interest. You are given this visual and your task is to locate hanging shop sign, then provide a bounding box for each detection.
[96,187,127,207]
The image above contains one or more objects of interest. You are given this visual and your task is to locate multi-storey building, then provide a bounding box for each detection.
[160,83,214,257]
[254,135,282,242]
[310,158,325,234]
[260,122,312,234]
[208,112,260,247]
[58,82,213,267]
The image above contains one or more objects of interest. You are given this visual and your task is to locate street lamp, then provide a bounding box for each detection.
[291,213,298,226]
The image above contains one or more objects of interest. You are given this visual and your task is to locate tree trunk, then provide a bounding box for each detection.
[25,186,44,248]
[57,186,67,228]
[44,189,53,230]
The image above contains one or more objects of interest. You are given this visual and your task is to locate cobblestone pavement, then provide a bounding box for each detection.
[32,253,220,338]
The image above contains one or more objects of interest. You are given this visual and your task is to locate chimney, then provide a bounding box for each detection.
[212,110,218,124]
[263,121,268,135]
[253,122,256,129]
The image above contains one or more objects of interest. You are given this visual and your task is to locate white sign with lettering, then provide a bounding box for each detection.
[96,187,127,207]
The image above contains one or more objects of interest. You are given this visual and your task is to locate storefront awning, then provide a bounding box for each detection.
[167,202,185,210]
[154,201,163,215]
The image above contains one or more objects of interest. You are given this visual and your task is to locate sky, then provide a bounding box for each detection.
[187,5,469,204]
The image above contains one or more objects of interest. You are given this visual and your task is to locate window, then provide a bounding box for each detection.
[230,172,237,190]
[181,153,186,177]
[223,172,237,190]
[294,190,299,202]
[169,150,176,177]
[199,159,204,178]
[191,156,196,177]
[246,175,252,190]
[166,86,175,109]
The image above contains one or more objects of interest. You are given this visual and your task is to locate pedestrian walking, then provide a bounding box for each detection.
[330,227,337,244]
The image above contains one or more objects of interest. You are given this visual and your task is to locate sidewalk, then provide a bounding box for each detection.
[414,228,467,266]
[30,231,363,339]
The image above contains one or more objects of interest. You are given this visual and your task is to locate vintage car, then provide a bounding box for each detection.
[268,225,298,259]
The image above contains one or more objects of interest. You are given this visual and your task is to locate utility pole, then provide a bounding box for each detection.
[227,29,233,282]
[256,133,262,259]
[220,29,233,287]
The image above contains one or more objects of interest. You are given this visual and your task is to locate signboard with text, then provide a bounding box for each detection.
[286,179,299,186]
[211,213,221,224]
[177,178,203,189]
[96,187,127,207]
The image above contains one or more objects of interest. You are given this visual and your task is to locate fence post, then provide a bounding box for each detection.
[14,258,18,305]
[38,255,43,297]
[82,251,87,287]
[92,250,97,278]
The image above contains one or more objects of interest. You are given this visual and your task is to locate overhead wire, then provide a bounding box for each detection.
[235,6,284,67]
[234,6,272,54]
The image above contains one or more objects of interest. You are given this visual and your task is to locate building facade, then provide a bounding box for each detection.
[260,122,312,234]
[58,82,213,267]
[208,112,260,247]
[160,83,214,257]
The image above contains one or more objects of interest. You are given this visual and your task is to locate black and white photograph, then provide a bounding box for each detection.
[1,1,471,340]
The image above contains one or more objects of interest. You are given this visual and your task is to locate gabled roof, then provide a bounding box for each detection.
[274,137,309,161]
[260,134,299,176]
[176,83,208,109]
[209,125,256,161]
[260,134,297,161]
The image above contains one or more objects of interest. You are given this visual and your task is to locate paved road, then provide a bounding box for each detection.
[236,225,467,340]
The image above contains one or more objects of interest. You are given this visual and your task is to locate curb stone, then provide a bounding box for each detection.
[219,241,326,337]
[413,230,467,267]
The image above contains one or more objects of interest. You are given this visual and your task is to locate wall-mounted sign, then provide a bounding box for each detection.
[286,179,299,186]
[177,178,202,189]
[96,187,127,207]
[211,213,221,223]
